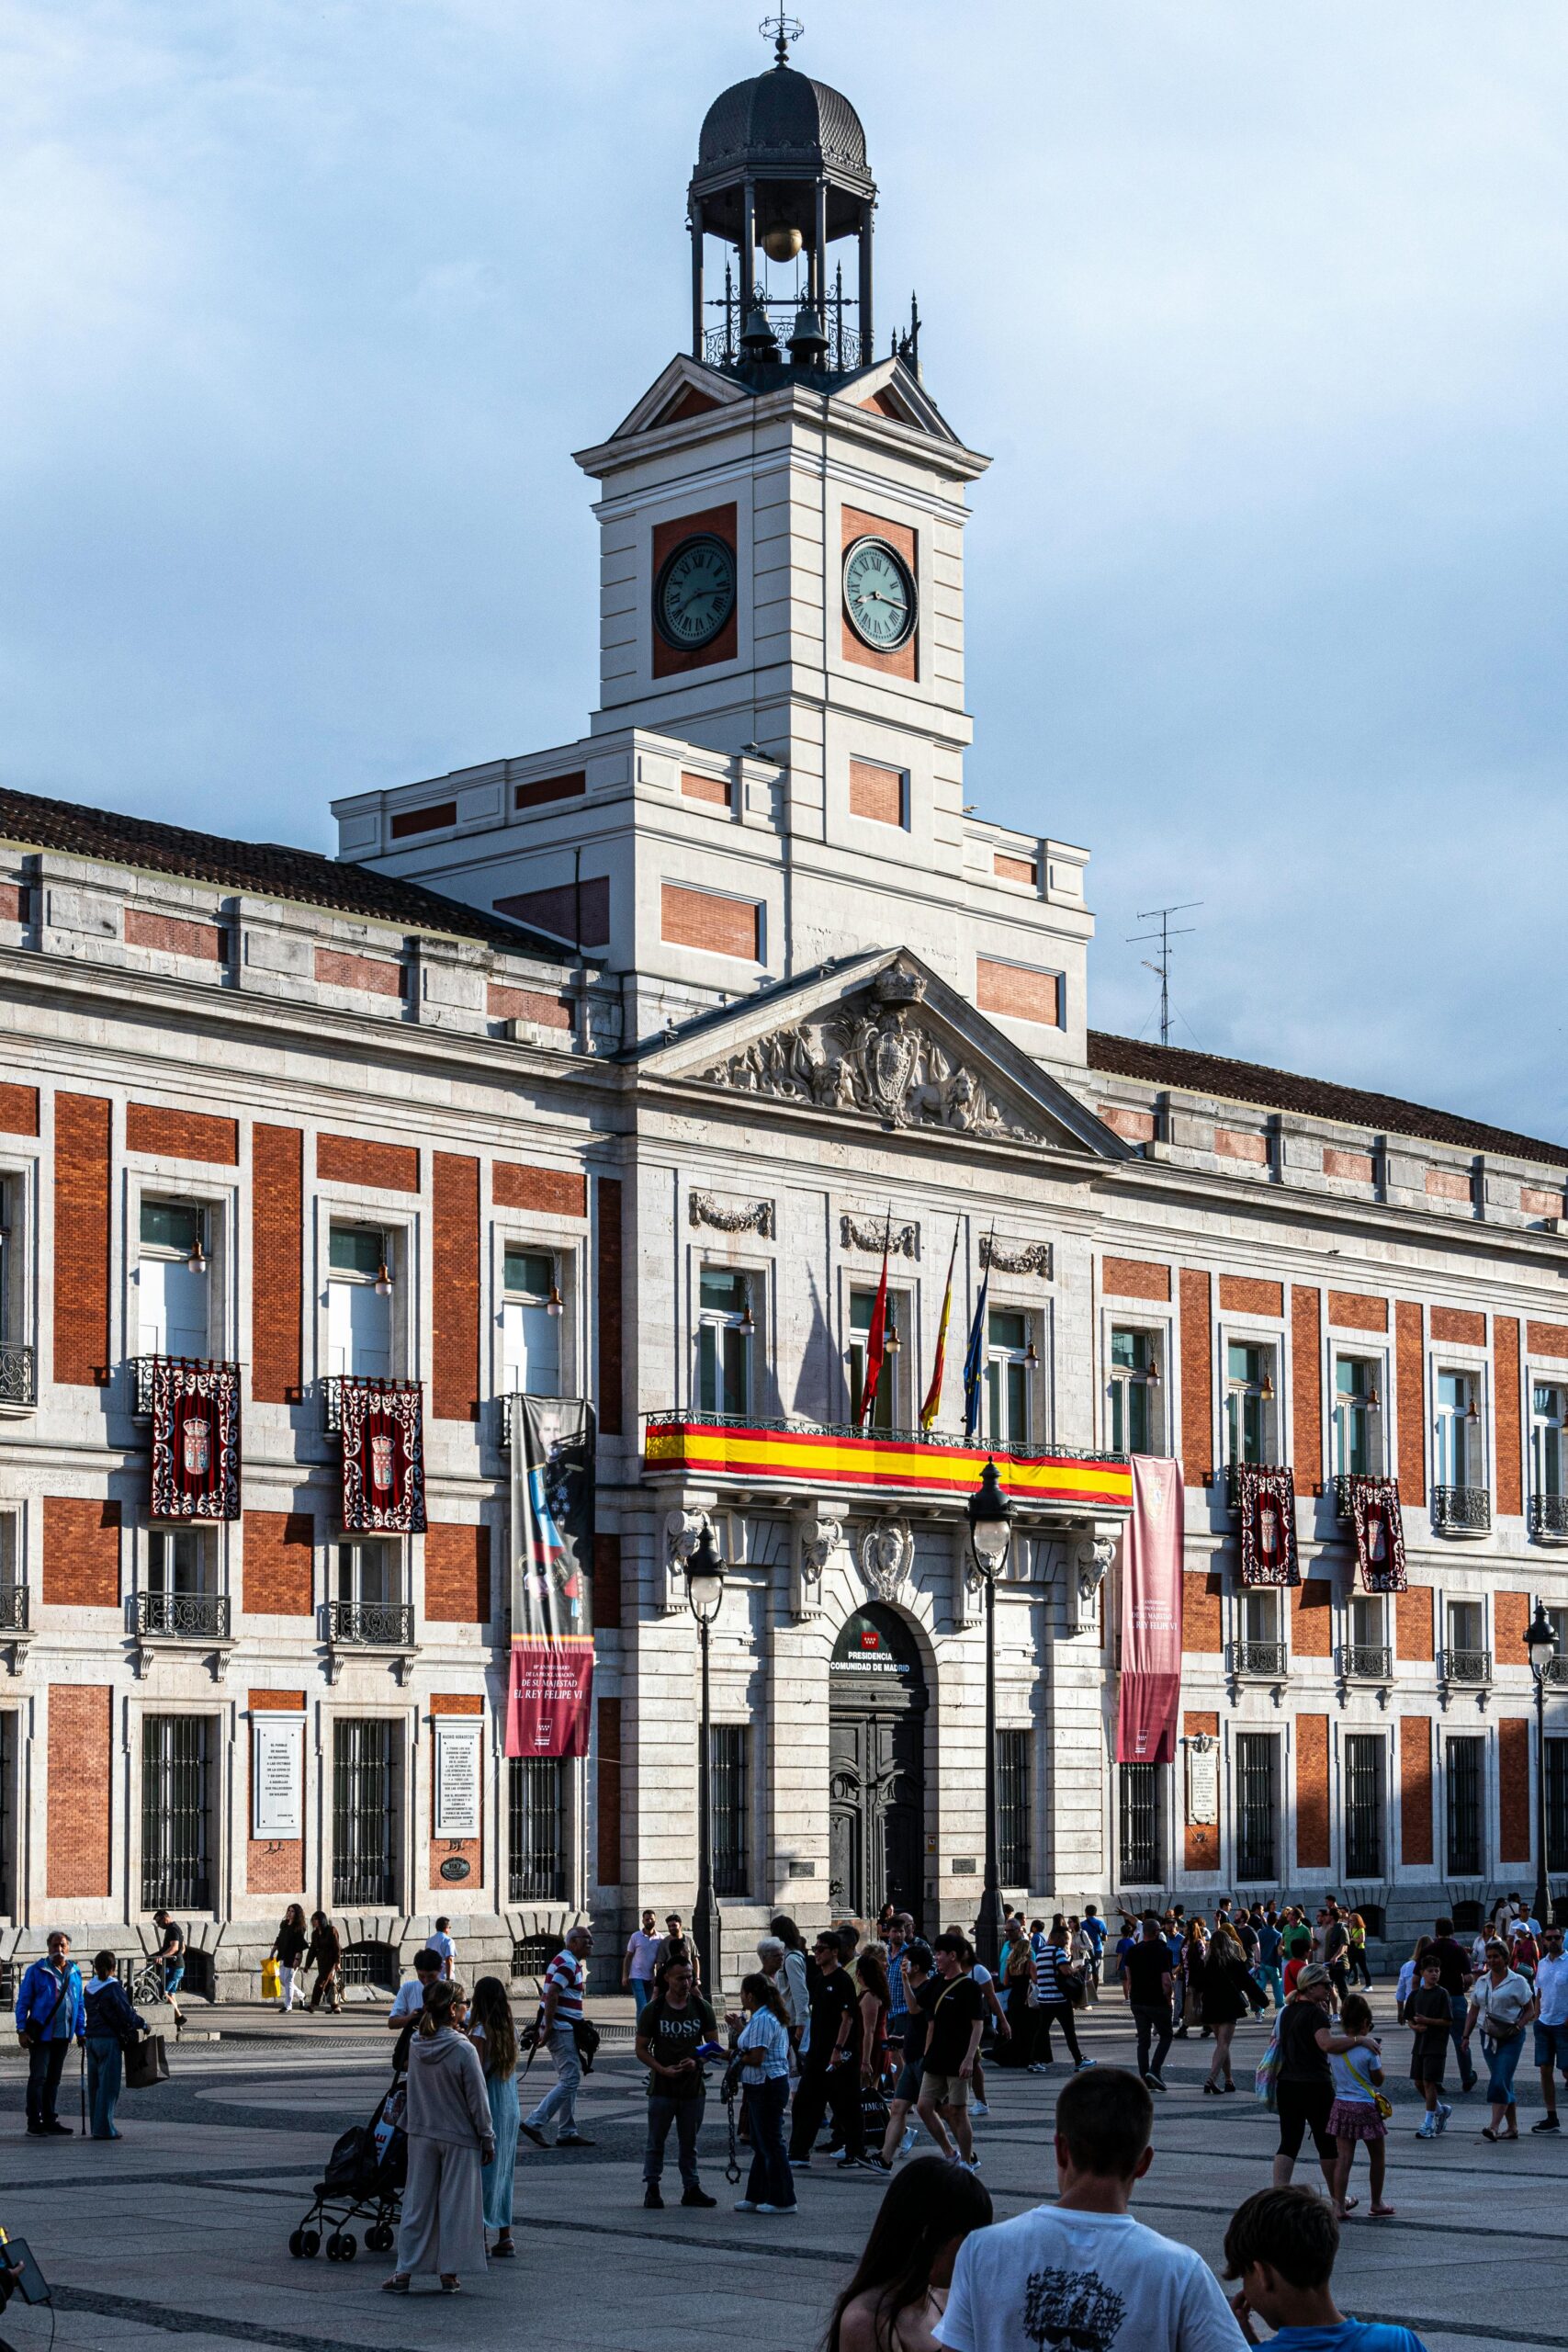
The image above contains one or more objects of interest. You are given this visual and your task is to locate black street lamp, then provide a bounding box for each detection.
[1525,1600,1559,1933]
[683,1522,727,1997]
[966,1459,1013,1973]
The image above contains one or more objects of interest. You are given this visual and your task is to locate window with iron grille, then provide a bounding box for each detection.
[1118,1762,1161,1885]
[998,1729,1031,1886]
[511,1932,556,1982]
[333,1718,396,1907]
[1344,1734,1383,1880]
[141,1714,211,1911]
[1446,1736,1483,1877]
[509,1756,567,1902]
[1548,1738,1568,1875]
[340,1939,398,1990]
[711,1724,750,1897]
[1235,1734,1277,1882]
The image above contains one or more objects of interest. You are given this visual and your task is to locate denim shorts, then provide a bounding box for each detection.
[1534,2018,1568,2072]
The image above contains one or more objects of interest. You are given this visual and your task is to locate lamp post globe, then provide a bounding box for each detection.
[684,1524,727,1996]
[1526,1601,1559,1933]
[966,1460,1013,1974]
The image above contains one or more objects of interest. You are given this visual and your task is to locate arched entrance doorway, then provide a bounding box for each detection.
[829,1604,927,1927]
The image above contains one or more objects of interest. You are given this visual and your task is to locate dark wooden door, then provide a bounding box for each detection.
[829,1707,924,1928]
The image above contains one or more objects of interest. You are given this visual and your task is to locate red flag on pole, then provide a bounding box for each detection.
[859,1223,891,1429]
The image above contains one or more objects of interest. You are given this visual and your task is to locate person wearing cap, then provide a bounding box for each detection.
[388,1949,446,2074]
[1269,1965,1366,2214]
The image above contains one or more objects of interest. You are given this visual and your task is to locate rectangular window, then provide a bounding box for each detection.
[327,1227,393,1378]
[337,1540,396,1607]
[1348,1594,1385,1651]
[149,1527,209,1597]
[1225,1342,1272,1467]
[1532,1383,1566,1498]
[696,1269,753,1420]
[849,1286,901,1431]
[1235,1733,1277,1881]
[1548,1738,1568,1875]
[1333,1357,1379,1477]
[1446,1735,1483,1876]
[985,1308,1032,1450]
[141,1715,211,1910]
[0,1177,16,1344]
[711,1724,750,1897]
[333,1718,396,1907]
[508,1755,567,1901]
[1448,1599,1484,1655]
[502,1246,561,1398]
[998,1729,1031,1886]
[137,1197,209,1359]
[1118,1762,1161,1884]
[1242,1589,1280,1645]
[1435,1369,1479,1488]
[1108,1328,1155,1454]
[1344,1734,1383,1879]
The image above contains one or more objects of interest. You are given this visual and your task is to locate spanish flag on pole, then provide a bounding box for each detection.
[919,1227,958,1430]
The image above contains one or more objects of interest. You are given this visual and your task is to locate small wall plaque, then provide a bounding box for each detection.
[951,1858,977,1875]
[439,1855,471,1882]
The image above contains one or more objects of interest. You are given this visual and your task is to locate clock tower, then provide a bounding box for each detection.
[336,25,1095,1069]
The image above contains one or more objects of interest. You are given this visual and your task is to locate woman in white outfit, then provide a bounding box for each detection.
[386,1981,494,2294]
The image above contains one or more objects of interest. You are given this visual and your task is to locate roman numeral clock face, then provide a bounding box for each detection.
[843,535,917,651]
[654,533,738,650]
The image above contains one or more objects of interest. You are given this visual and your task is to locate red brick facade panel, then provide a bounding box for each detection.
[53,1091,111,1385]
[1291,1285,1324,1494]
[432,1154,480,1422]
[1217,1275,1284,1317]
[1182,1569,1224,1653]
[1494,1316,1523,1516]
[42,1498,120,1609]
[0,882,28,923]
[1323,1147,1375,1183]
[1498,1716,1531,1863]
[1328,1290,1388,1332]
[1400,1716,1434,1864]
[1395,1302,1426,1504]
[1295,1713,1330,1870]
[1102,1256,1171,1303]
[0,1082,39,1136]
[652,503,738,679]
[247,1706,306,1894]
[316,1132,419,1193]
[1495,1589,1529,1673]
[1098,1103,1156,1144]
[514,773,586,811]
[252,1125,303,1403]
[1528,1320,1568,1361]
[48,1685,111,1899]
[1292,1578,1334,1658]
[424,1522,491,1623]
[596,1695,622,1885]
[485,981,572,1033]
[1426,1168,1473,1204]
[597,1176,625,1438]
[592,1532,623,1631]
[492,877,610,949]
[492,1161,587,1217]
[848,760,906,827]
[125,1102,238,1165]
[976,957,1061,1028]
[1395,1586,1434,1663]
[660,882,760,961]
[1430,1306,1484,1346]
[390,800,457,838]
[1216,1128,1269,1164]
[124,907,226,961]
[993,852,1038,888]
[680,770,731,808]
[1183,1710,1220,1873]
[841,503,917,682]
[1520,1185,1564,1218]
[313,945,402,998]
[431,1693,485,1715]
[1179,1269,1213,1487]
[250,1689,307,1710]
[243,1511,315,1616]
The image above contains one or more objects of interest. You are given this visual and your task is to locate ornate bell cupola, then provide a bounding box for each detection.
[689,15,899,383]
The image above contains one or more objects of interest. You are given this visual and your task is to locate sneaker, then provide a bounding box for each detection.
[755,2203,797,2215]
[644,2186,664,2209]
[556,2133,596,2147]
[519,2122,547,2149]
[1074,2059,1097,2073]
[1436,2102,1453,2135]
[1531,2114,1562,2132]
[1026,2062,1049,2075]
[681,2187,716,2209]
[861,2154,893,2174]
[899,2125,919,2154]
[1416,2119,1437,2140]
[970,2100,989,2119]
[733,2199,758,2212]
[788,2157,811,2170]
[42,2122,72,2136]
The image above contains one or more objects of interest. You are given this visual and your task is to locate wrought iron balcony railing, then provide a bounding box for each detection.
[130,1353,237,1416]
[1529,1493,1568,1544]
[0,1585,28,1633]
[1337,1643,1393,1681]
[132,1590,230,1639]
[1224,1461,1293,1513]
[1431,1485,1491,1537]
[1440,1646,1492,1685]
[1546,1656,1568,1685]
[322,1374,422,1433]
[1227,1639,1289,1679]
[0,1341,36,1408]
[326,1600,415,1648]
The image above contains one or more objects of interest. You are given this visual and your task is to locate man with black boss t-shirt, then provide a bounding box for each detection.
[916,1933,985,2166]
[1428,1917,1478,2091]
[787,1934,863,2168]
[1120,1911,1177,2090]
[635,1957,718,2210]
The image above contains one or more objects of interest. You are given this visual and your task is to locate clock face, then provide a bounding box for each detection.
[843,536,917,651]
[654,533,737,651]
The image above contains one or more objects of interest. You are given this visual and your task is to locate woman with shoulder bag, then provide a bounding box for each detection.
[83,1951,146,2141]
[1201,1925,1250,2094]
[996,1933,1034,2066]
[1463,1939,1539,2142]
[270,1905,308,2014]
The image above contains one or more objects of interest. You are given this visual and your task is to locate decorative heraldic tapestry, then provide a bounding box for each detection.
[339,1377,426,1534]
[1116,1455,1182,1766]
[1235,1460,1300,1587]
[150,1357,240,1521]
[506,1397,596,1759]
[1346,1474,1407,1592]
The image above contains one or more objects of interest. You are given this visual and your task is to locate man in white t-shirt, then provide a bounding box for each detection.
[386,1949,444,2070]
[936,2068,1246,2352]
[623,1907,662,2018]
[428,1917,457,1980]
[1531,1923,1568,2132]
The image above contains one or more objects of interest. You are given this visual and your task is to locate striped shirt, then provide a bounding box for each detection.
[1032,1938,1066,2005]
[543,1950,584,2024]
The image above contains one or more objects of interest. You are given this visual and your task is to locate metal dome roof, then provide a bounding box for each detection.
[696,63,868,178]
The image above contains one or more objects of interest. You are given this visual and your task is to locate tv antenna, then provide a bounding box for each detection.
[1127,901,1201,1047]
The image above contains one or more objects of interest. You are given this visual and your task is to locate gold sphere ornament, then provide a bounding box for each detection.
[761,222,804,263]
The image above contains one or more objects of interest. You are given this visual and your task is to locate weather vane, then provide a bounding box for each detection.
[761,10,804,67]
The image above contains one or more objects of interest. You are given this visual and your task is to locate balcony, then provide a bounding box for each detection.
[1529,1493,1568,1545]
[641,1411,1132,1515]
[1224,1461,1292,1513]
[1431,1485,1491,1539]
[0,1584,29,1674]
[132,1590,230,1640]
[0,1341,36,1410]
[1227,1640,1288,1680]
[1440,1647,1491,1687]
[130,1352,238,1416]
[1546,1657,1568,1686]
[322,1374,420,1432]
[1337,1643,1393,1682]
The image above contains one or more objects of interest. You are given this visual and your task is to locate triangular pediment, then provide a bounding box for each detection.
[607,356,749,442]
[632,949,1130,1159]
[831,356,964,447]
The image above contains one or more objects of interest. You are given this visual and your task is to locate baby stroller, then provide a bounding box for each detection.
[288,2081,407,2262]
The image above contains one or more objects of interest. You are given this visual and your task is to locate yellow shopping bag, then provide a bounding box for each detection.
[260,1958,281,2000]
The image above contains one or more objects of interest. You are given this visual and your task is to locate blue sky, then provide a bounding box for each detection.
[5,3,1567,1136]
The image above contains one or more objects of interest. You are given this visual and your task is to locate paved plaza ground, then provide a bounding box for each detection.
[0,1986,1560,2351]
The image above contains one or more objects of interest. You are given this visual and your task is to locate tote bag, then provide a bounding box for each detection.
[125,2032,171,2090]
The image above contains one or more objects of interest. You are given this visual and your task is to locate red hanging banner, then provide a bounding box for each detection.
[1347,1474,1407,1591]
[505,1636,595,1759]
[338,1378,426,1533]
[1235,1461,1300,1587]
[1116,1454,1183,1765]
[150,1358,240,1521]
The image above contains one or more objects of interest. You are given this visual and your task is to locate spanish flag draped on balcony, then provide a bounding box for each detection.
[919,1227,958,1431]
[859,1221,892,1429]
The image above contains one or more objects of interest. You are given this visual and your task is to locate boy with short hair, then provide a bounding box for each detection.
[1408,1951,1453,2140]
[935,2070,1246,2351]
[1224,2185,1430,2349]
[428,1917,456,1981]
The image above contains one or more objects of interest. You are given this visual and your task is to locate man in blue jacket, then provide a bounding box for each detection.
[15,1930,86,2134]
